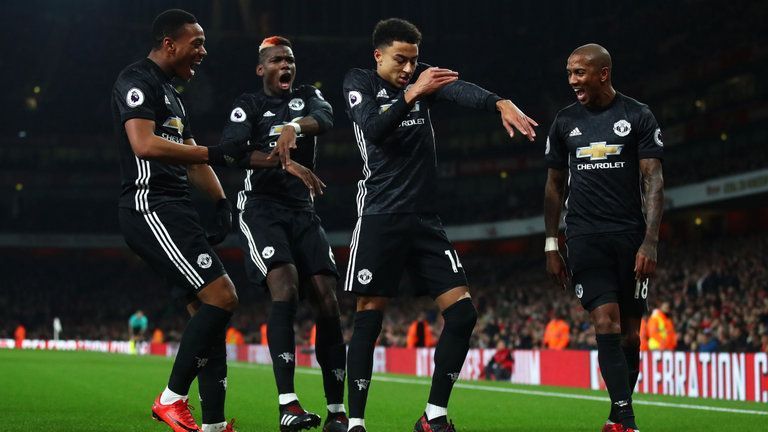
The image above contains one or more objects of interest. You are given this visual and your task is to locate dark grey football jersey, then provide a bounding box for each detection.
[220,85,333,211]
[545,92,664,239]
[112,58,194,212]
[342,64,502,216]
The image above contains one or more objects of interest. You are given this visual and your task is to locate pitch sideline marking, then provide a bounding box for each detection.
[230,363,768,416]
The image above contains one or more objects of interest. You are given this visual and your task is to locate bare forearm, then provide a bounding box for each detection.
[642,167,664,244]
[188,164,225,201]
[544,169,566,237]
[247,150,280,168]
[138,135,211,164]
[292,117,321,136]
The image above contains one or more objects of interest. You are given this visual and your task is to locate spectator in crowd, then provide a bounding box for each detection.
[407,312,436,348]
[543,310,570,350]
[485,340,513,381]
[648,302,677,350]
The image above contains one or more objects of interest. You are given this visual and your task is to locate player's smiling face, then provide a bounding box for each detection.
[258,46,296,96]
[566,54,604,107]
[375,41,419,89]
[170,23,207,81]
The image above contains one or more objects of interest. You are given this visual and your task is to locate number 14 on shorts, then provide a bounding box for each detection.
[444,249,463,273]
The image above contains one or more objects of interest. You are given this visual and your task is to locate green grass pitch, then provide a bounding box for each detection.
[1,349,766,431]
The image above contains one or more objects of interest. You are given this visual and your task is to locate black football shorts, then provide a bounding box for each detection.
[237,200,339,287]
[119,203,226,300]
[566,232,649,317]
[344,213,468,298]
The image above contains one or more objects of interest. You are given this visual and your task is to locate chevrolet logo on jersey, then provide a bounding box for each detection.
[378,101,420,114]
[576,142,623,161]
[162,116,184,135]
[269,123,305,137]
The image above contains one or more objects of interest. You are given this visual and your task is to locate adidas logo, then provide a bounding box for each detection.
[263,110,276,117]
[376,88,388,98]
[569,127,582,137]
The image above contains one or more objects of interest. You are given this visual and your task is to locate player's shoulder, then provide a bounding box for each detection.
[115,59,156,87]
[617,92,654,116]
[553,102,582,122]
[234,91,260,104]
[294,84,325,99]
[344,68,375,86]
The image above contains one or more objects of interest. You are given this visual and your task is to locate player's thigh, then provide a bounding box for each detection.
[119,205,225,297]
[237,204,293,288]
[567,235,622,312]
[292,211,340,283]
[615,233,649,319]
[344,214,410,297]
[409,214,468,299]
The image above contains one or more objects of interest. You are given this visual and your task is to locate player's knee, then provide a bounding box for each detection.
[593,316,621,334]
[199,277,238,311]
[218,290,239,312]
[269,283,299,303]
[622,331,640,350]
[311,281,340,317]
[442,298,477,339]
[315,296,340,318]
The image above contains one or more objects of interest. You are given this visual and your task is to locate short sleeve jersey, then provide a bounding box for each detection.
[112,58,194,213]
[545,93,664,239]
[222,85,331,211]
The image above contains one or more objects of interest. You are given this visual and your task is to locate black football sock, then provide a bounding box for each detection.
[609,339,641,423]
[347,310,383,419]
[315,315,346,406]
[268,301,298,395]
[624,341,641,395]
[428,298,477,408]
[198,337,227,424]
[596,333,637,429]
[168,304,232,395]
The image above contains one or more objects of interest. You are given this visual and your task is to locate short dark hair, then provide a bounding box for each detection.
[372,18,421,49]
[258,36,293,64]
[152,9,198,49]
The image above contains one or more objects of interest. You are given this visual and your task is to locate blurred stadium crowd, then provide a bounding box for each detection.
[4,231,767,353]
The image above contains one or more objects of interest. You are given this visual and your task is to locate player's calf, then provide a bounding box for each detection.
[427,298,477,410]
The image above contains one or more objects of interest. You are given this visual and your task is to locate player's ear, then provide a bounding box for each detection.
[256,64,264,77]
[600,67,609,83]
[373,48,383,65]
[163,37,175,54]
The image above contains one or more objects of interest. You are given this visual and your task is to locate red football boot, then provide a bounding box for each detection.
[601,420,623,432]
[223,419,237,432]
[601,420,624,432]
[152,394,200,432]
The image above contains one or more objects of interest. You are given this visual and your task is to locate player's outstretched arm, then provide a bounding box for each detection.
[635,158,664,280]
[125,118,248,166]
[496,99,538,141]
[429,74,537,141]
[544,168,569,290]
[125,118,209,164]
